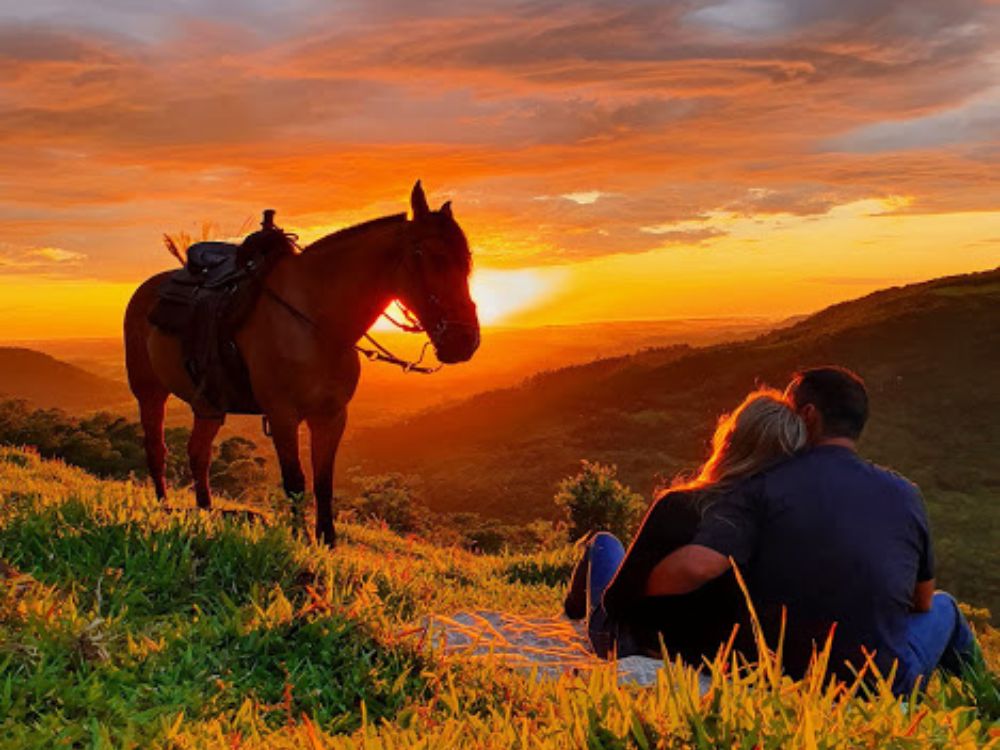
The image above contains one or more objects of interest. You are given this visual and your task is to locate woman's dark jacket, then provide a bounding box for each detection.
[601,488,745,664]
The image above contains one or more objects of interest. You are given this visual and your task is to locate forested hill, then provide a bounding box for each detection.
[343,268,1000,614]
[0,347,130,412]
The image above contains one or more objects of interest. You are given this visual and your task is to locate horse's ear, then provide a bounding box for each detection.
[410,180,429,219]
[440,200,453,219]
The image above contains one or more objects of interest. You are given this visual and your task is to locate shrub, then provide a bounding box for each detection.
[503,558,575,587]
[490,519,565,553]
[458,516,513,554]
[554,460,645,542]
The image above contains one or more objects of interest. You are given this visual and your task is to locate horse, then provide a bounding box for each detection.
[124,182,480,545]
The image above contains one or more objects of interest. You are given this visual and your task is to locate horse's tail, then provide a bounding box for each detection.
[163,234,185,267]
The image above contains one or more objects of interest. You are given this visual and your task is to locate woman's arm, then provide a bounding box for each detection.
[602,493,699,615]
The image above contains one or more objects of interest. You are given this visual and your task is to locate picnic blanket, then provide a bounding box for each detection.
[415,610,712,692]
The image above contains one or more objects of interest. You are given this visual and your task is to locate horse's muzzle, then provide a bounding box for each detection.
[433,322,480,364]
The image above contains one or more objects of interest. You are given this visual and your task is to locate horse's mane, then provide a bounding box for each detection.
[303,213,407,252]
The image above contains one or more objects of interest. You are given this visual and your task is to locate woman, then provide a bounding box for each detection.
[564,388,807,663]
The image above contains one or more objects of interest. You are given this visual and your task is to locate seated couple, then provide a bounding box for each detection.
[565,366,981,694]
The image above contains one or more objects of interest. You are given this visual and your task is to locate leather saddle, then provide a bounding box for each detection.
[148,211,294,416]
[187,241,241,278]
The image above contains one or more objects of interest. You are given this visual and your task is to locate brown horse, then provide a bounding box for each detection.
[124,182,480,545]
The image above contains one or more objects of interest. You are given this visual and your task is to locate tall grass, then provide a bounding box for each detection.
[0,446,997,748]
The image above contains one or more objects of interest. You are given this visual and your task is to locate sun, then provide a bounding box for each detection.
[371,267,562,331]
[469,268,564,326]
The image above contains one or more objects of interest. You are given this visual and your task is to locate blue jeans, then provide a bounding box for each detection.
[584,532,626,658]
[897,591,980,693]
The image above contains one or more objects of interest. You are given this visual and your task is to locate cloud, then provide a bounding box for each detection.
[0,0,996,277]
[638,226,728,244]
[824,91,1000,153]
[0,245,87,274]
[31,247,86,263]
[531,191,612,205]
[560,192,604,205]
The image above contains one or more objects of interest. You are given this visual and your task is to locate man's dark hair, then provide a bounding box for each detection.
[787,366,869,440]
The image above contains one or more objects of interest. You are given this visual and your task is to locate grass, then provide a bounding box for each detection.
[0,446,998,749]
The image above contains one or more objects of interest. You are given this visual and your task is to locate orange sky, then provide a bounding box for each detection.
[1,1,998,339]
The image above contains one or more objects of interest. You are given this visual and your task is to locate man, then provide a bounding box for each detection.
[645,366,979,693]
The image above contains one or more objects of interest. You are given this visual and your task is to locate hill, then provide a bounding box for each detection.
[343,268,1000,615]
[0,347,131,413]
[6,318,775,428]
[348,317,776,426]
[0,448,996,747]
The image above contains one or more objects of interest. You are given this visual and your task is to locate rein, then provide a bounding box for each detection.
[262,286,442,375]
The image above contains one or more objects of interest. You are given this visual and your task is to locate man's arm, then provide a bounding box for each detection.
[645,544,731,596]
[912,579,934,613]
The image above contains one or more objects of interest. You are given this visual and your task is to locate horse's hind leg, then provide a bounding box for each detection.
[188,415,223,509]
[307,410,348,548]
[138,391,169,500]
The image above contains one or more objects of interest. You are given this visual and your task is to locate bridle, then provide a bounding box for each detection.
[262,285,441,374]
[393,237,479,345]
[262,233,473,375]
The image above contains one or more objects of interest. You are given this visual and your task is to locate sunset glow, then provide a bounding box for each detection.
[0,2,997,339]
[469,269,567,327]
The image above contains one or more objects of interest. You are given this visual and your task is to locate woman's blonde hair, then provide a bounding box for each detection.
[674,388,807,493]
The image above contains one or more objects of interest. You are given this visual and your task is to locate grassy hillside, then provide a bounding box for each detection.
[0,448,997,748]
[343,269,1000,615]
[0,348,131,413]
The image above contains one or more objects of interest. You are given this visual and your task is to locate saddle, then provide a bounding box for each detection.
[148,210,296,416]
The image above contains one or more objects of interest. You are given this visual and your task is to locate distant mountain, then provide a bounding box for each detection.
[0,347,131,413]
[348,317,778,427]
[9,318,777,429]
[343,268,1000,615]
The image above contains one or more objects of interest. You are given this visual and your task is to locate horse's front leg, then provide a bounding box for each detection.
[267,412,306,524]
[188,415,223,509]
[306,410,348,547]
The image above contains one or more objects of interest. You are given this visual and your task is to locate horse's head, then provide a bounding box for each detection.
[395,182,480,364]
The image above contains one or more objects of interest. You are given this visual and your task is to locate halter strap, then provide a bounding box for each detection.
[261,286,442,375]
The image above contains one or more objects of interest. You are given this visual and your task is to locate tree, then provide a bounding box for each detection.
[554,460,645,542]
[164,427,193,487]
[0,399,146,480]
[210,436,268,501]
[346,471,429,534]
[0,400,271,502]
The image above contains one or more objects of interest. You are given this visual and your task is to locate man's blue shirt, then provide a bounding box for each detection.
[693,445,934,683]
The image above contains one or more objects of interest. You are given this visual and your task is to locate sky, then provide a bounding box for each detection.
[0,0,998,338]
